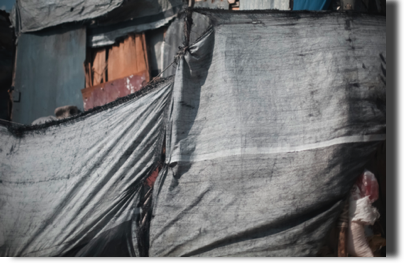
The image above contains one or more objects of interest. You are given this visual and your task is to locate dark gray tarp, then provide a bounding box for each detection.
[240,0,290,10]
[161,16,184,78]
[13,0,124,34]
[0,78,173,256]
[12,26,86,125]
[162,11,212,78]
[150,10,386,256]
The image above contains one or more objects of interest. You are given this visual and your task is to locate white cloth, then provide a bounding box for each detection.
[350,196,380,225]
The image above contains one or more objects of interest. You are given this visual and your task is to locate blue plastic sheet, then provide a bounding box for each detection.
[293,0,332,10]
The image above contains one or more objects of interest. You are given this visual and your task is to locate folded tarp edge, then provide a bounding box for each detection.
[15,0,124,34]
[169,134,387,163]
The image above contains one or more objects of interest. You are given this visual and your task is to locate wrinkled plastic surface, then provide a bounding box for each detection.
[0,78,173,256]
[150,10,386,257]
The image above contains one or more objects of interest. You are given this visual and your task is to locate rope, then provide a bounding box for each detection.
[149,4,194,84]
[147,45,189,85]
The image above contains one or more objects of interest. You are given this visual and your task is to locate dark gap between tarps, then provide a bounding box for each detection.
[136,109,167,256]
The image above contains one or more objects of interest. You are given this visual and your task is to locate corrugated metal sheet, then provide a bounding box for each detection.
[81,73,149,111]
[12,26,86,124]
[240,0,290,10]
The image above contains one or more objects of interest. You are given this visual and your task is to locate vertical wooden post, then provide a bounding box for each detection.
[338,227,348,257]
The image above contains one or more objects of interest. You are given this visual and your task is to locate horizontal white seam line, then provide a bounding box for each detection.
[169,134,386,163]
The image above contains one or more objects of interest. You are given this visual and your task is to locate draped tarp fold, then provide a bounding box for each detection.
[13,0,124,34]
[149,10,386,257]
[13,0,186,36]
[0,78,173,257]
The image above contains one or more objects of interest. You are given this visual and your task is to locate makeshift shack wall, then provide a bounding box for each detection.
[12,26,86,124]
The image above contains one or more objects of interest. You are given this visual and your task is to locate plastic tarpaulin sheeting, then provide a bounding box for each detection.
[14,0,124,34]
[0,78,173,256]
[149,10,386,256]
[293,0,332,10]
[14,0,186,38]
[162,11,212,78]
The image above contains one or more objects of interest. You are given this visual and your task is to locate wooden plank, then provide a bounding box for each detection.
[107,35,138,81]
[92,48,107,85]
[135,34,148,73]
[338,227,348,257]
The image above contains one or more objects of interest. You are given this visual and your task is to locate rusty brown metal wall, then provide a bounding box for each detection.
[81,72,149,111]
[82,33,150,111]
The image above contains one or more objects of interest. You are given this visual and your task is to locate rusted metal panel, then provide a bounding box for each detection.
[82,32,149,111]
[81,72,148,111]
